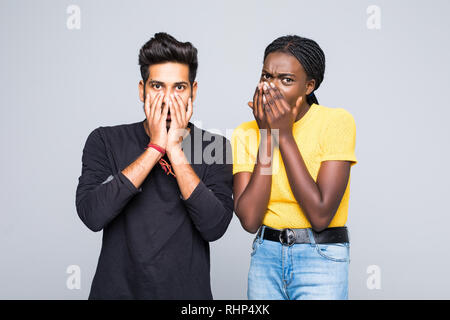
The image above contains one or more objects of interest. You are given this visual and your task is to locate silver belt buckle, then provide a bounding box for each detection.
[279,228,296,246]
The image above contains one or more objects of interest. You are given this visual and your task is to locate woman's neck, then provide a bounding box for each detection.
[295,102,311,122]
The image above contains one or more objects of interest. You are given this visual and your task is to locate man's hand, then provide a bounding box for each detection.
[121,92,169,189]
[144,92,169,149]
[165,93,199,200]
[166,93,193,155]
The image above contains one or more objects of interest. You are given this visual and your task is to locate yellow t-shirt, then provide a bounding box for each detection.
[231,103,357,229]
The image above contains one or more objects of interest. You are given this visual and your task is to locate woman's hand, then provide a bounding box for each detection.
[262,82,302,140]
[248,83,271,132]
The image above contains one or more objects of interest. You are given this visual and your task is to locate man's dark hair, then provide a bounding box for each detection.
[264,35,325,105]
[138,32,198,94]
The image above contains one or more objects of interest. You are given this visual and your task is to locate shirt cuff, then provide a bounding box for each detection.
[319,154,357,165]
[117,171,143,194]
[232,164,255,175]
[180,180,211,203]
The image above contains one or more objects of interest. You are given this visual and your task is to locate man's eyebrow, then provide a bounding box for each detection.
[149,79,189,86]
[174,81,189,86]
[262,69,296,77]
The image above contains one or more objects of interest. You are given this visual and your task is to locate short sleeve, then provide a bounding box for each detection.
[231,124,258,174]
[319,109,357,167]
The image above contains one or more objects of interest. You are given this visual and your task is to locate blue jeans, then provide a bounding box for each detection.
[247,226,350,300]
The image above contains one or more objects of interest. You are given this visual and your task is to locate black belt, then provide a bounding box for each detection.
[257,225,349,246]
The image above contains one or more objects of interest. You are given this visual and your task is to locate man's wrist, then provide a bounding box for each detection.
[149,140,167,150]
[166,144,184,160]
[145,146,164,161]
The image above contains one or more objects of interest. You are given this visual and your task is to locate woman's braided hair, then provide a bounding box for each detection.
[263,35,325,105]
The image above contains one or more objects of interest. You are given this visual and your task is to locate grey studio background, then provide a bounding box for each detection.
[1,0,449,299]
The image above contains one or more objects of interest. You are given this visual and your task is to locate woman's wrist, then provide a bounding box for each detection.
[278,130,294,144]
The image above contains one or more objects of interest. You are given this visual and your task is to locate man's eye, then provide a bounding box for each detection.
[262,74,271,80]
[152,83,161,89]
[282,78,293,84]
[176,85,185,90]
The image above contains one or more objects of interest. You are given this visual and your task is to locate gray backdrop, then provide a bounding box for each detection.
[1,0,449,299]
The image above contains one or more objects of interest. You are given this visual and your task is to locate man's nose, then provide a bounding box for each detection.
[162,89,174,104]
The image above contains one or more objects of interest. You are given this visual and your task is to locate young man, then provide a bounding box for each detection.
[75,32,233,299]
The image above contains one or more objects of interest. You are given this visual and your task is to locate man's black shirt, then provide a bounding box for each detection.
[75,120,233,299]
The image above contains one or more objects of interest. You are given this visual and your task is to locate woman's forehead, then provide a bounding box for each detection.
[263,51,304,75]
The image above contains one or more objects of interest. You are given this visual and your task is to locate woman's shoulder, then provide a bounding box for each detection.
[314,103,356,124]
[233,119,258,131]
[232,120,259,139]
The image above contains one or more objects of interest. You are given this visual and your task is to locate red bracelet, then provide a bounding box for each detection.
[145,143,166,156]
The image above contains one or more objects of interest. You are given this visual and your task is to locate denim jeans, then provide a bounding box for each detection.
[247,226,350,300]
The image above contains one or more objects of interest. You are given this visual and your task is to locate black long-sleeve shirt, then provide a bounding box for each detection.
[75,119,233,299]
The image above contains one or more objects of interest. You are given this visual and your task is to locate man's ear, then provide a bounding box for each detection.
[190,81,198,102]
[138,80,145,103]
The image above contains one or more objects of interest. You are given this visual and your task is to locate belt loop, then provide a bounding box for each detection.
[347,227,350,243]
[307,228,316,246]
[259,225,266,244]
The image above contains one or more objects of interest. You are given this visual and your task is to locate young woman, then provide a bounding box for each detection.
[231,35,357,300]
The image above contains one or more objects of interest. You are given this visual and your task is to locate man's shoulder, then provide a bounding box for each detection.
[191,122,230,145]
[86,120,143,141]
[189,122,232,166]
[97,120,142,133]
[82,120,143,151]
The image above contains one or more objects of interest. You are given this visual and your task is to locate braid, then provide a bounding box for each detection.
[264,35,325,105]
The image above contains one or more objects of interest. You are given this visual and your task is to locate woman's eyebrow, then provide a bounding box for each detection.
[262,70,296,77]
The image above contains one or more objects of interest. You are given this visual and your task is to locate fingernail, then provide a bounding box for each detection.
[270,82,275,88]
